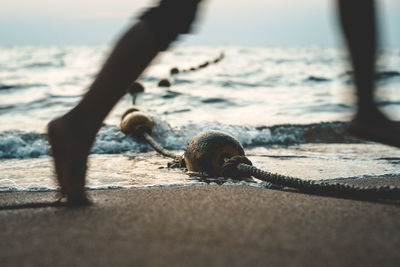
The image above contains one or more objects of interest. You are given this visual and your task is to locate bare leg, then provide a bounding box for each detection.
[47,21,158,204]
[338,0,400,147]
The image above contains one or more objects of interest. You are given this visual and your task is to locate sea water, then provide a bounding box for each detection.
[0,46,400,191]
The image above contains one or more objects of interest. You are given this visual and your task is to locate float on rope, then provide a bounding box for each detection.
[119,111,400,199]
[184,130,247,177]
[169,52,225,76]
[127,82,145,105]
[121,106,142,121]
[120,108,154,138]
[120,108,177,159]
[158,78,171,87]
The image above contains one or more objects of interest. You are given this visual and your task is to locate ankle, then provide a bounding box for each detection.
[63,110,100,143]
[356,105,380,119]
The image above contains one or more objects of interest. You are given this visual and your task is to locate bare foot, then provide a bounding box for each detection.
[47,117,92,205]
[347,109,400,148]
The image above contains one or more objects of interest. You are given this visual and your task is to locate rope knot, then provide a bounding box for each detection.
[167,155,186,169]
[221,156,252,179]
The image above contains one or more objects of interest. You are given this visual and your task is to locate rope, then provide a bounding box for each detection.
[170,52,224,75]
[142,132,185,168]
[142,132,177,159]
[222,156,400,200]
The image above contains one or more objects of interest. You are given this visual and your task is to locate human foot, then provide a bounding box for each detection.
[47,117,92,205]
[347,109,400,148]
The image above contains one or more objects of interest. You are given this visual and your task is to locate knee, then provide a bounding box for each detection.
[139,0,201,50]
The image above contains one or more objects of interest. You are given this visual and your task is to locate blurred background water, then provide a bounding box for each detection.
[0,45,399,191]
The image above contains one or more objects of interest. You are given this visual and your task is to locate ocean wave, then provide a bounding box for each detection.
[23,61,64,69]
[201,98,230,104]
[377,100,400,107]
[340,70,400,83]
[0,131,49,159]
[220,80,260,88]
[0,126,147,159]
[0,83,47,91]
[304,76,331,82]
[0,85,15,90]
[0,119,362,160]
[376,71,400,80]
[161,90,182,99]
[0,105,15,113]
[172,79,194,85]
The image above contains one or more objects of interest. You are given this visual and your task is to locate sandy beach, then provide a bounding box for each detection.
[1,1,400,265]
[1,177,399,267]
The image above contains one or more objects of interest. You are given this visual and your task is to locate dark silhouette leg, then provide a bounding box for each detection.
[47,0,202,204]
[47,22,159,204]
[338,0,400,147]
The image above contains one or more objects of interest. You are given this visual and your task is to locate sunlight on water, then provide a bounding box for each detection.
[1,46,399,131]
[1,46,399,191]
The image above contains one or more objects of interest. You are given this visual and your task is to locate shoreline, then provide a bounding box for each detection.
[1,181,399,267]
[1,174,399,193]
[2,150,400,192]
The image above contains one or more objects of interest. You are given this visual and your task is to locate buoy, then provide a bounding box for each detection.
[158,78,171,87]
[198,62,209,68]
[184,130,245,176]
[127,82,145,95]
[120,111,154,137]
[170,67,179,75]
[127,82,145,105]
[121,106,141,121]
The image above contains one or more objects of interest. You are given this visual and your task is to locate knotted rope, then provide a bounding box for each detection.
[137,128,185,168]
[141,131,177,159]
[222,156,400,200]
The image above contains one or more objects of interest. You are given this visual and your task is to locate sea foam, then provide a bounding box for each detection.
[0,118,360,160]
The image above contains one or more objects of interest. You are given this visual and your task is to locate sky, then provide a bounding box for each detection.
[0,0,399,46]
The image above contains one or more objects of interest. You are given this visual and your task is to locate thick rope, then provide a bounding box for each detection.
[142,132,177,159]
[221,156,252,178]
[223,156,400,200]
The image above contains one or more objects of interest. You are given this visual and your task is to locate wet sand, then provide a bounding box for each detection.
[1,178,400,267]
